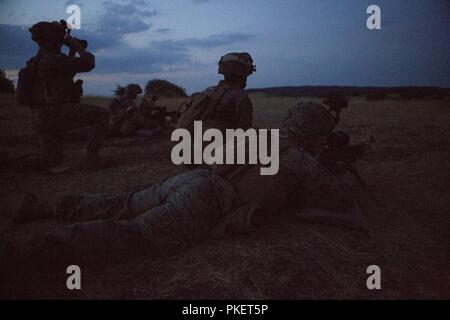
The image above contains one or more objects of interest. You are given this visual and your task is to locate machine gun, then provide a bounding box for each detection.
[318,131,375,187]
[151,106,178,122]
[139,96,177,122]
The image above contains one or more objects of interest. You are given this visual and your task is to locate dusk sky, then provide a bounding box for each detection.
[0,0,449,95]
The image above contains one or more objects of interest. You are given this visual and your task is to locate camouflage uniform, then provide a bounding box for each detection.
[32,100,109,167]
[177,52,255,134]
[8,169,240,258]
[109,95,137,136]
[206,52,256,131]
[323,92,349,124]
[126,93,163,134]
[5,102,365,265]
[9,103,360,259]
[201,80,253,132]
[139,93,157,117]
[138,94,167,128]
[108,84,159,137]
[25,22,109,168]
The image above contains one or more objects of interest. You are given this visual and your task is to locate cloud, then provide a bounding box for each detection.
[192,0,212,3]
[0,19,255,75]
[177,33,256,48]
[0,0,256,77]
[64,1,84,8]
[95,41,190,73]
[0,0,256,95]
[95,0,157,35]
[91,30,255,74]
[0,24,37,68]
[155,28,170,34]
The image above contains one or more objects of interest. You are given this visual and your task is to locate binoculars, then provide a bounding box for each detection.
[60,19,88,50]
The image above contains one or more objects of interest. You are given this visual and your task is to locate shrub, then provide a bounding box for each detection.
[144,79,187,98]
[0,69,15,93]
[366,91,387,101]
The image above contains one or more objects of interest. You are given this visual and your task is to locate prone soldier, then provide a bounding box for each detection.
[109,85,176,138]
[108,83,143,137]
[140,93,176,130]
[4,103,368,264]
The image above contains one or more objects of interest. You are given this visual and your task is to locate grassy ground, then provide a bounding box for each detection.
[0,93,449,299]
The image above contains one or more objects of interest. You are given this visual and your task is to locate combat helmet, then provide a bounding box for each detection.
[282,102,335,138]
[322,92,349,124]
[29,21,66,42]
[218,52,256,77]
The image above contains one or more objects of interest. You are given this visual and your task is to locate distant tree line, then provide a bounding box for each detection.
[246,85,450,100]
[112,79,187,98]
[0,69,15,93]
[145,79,187,98]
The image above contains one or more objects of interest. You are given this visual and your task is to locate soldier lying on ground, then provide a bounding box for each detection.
[16,21,110,171]
[1,102,368,267]
[108,83,143,137]
[109,85,172,138]
[140,93,177,131]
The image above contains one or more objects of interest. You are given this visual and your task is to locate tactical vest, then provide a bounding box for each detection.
[202,90,238,130]
[29,54,83,107]
[177,83,233,134]
[16,56,41,107]
[213,139,298,213]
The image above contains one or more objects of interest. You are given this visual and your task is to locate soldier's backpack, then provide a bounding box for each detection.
[176,84,231,133]
[16,57,40,107]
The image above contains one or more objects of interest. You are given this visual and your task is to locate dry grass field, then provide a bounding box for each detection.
[0,93,449,299]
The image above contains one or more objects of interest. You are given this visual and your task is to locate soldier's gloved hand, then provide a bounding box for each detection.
[65,37,85,52]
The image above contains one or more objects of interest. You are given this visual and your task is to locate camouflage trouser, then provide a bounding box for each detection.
[33,103,110,165]
[38,169,241,257]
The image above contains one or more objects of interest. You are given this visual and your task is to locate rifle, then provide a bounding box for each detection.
[151,106,177,121]
[318,131,375,187]
[139,103,177,122]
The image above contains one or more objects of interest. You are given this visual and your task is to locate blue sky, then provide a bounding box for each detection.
[0,0,449,95]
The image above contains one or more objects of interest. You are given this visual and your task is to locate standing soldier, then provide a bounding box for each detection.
[177,52,256,134]
[16,21,110,170]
